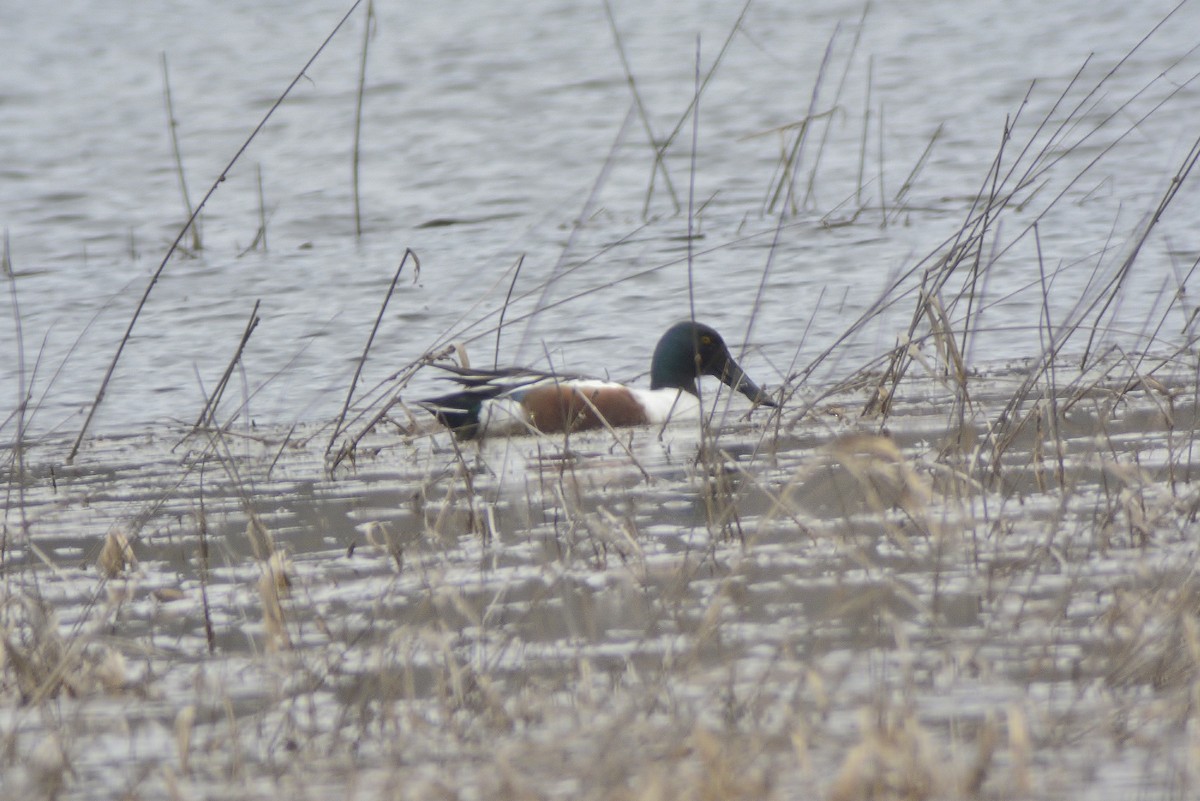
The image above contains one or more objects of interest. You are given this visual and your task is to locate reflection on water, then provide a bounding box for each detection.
[4,362,1200,799]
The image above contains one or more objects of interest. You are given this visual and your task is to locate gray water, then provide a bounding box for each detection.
[5,365,1200,800]
[5,3,1200,800]
[2,0,1199,435]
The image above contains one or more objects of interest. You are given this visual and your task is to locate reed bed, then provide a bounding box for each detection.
[4,3,1200,801]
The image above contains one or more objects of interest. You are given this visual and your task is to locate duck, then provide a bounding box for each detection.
[420,320,777,440]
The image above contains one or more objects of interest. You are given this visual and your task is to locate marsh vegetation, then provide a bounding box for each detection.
[4,2,1200,799]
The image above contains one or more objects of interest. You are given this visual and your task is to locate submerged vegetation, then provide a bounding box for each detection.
[4,2,1200,800]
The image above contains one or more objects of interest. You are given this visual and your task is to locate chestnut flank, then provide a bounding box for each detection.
[519,385,650,433]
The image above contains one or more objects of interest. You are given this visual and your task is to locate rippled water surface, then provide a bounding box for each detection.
[2,0,1199,432]
[7,364,1200,800]
[5,1,1200,799]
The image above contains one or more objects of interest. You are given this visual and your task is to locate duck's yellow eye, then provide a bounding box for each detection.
[701,336,712,346]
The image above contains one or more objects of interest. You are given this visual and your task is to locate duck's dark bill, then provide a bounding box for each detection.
[721,361,777,407]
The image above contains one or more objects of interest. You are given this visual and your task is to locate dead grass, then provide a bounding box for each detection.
[5,5,1200,801]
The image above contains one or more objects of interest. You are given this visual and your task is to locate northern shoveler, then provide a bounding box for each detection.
[420,321,777,440]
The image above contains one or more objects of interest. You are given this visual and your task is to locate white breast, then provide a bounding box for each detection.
[626,388,700,424]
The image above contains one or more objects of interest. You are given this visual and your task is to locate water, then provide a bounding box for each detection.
[5,2,1200,799]
[5,367,1200,799]
[2,0,1199,435]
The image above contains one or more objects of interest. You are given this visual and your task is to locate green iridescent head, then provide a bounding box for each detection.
[649,321,776,406]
